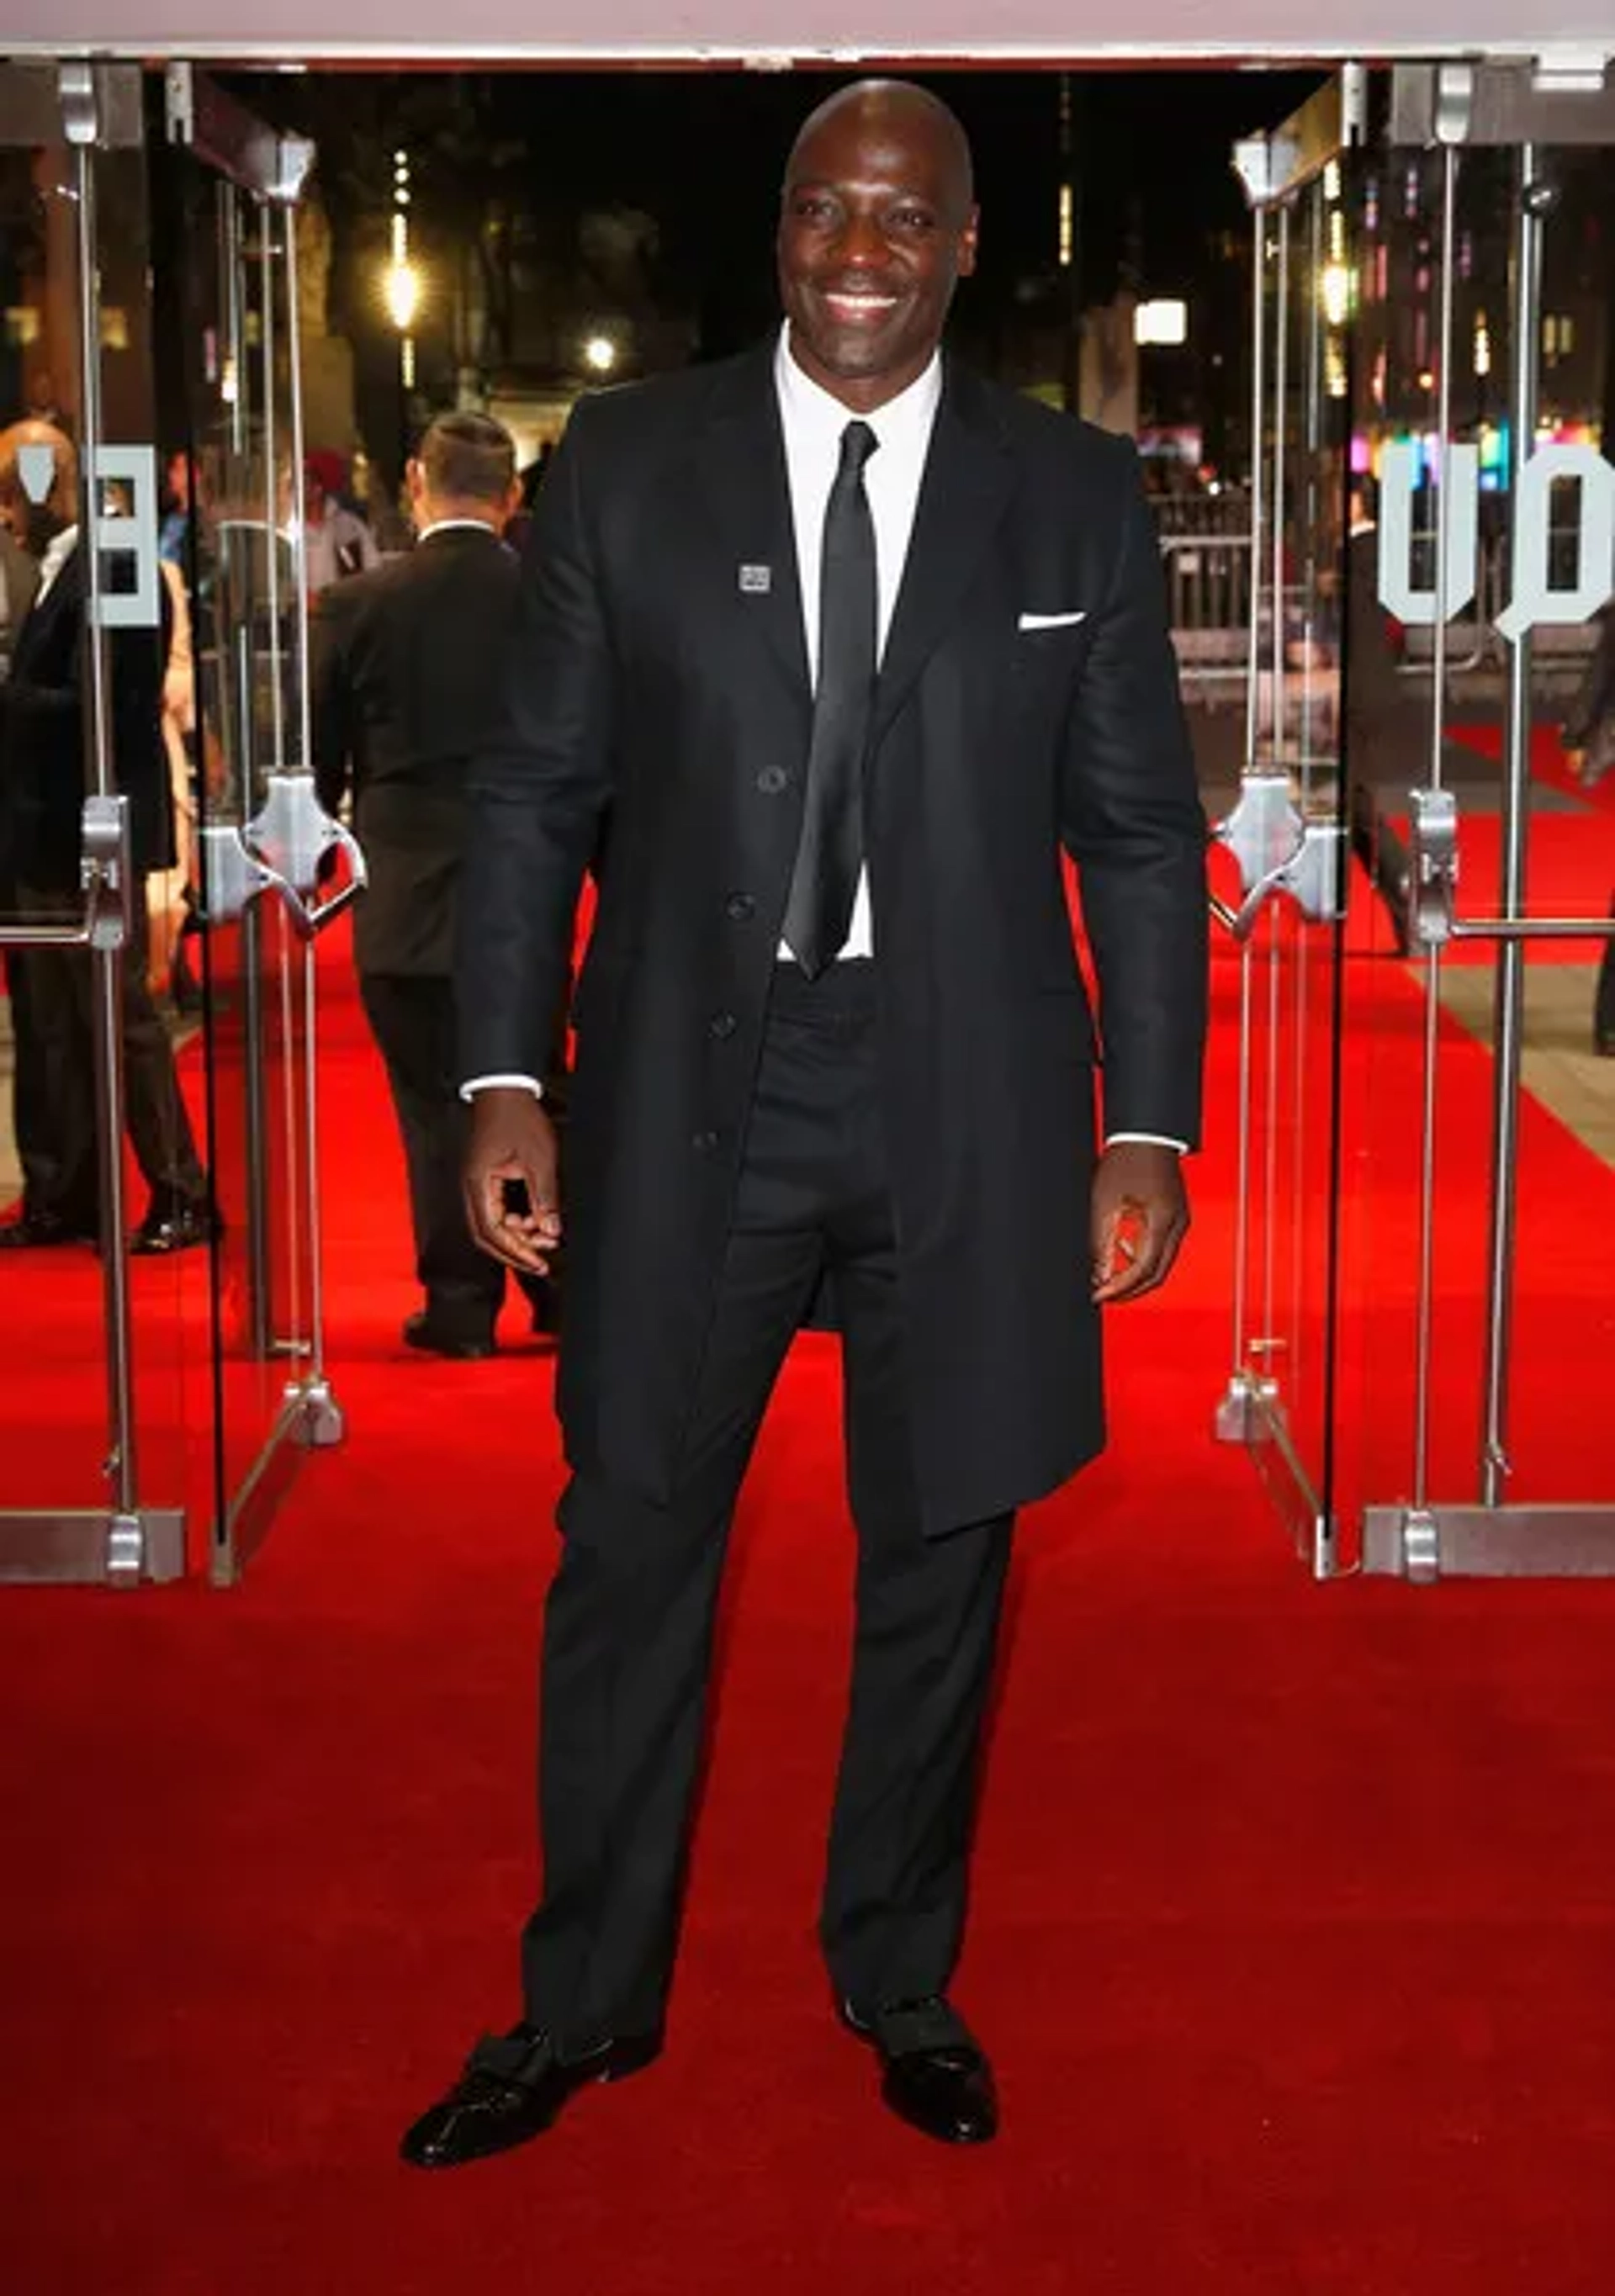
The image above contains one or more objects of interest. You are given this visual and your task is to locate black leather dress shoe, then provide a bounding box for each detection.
[0,1206,97,1250]
[130,1194,220,1256]
[402,1312,496,1361]
[401,2024,661,2169]
[842,1995,998,2145]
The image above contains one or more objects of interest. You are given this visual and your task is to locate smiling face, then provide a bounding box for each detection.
[776,82,978,412]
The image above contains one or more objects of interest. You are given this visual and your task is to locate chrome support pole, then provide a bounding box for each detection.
[1270,200,1290,776]
[1226,203,1268,1407]
[1259,199,1292,1360]
[1298,179,1326,800]
[258,203,286,782]
[279,188,332,1399]
[1289,177,1326,1380]
[1244,204,1267,776]
[257,212,304,1357]
[216,182,273,1358]
[1480,145,1544,1507]
[1410,141,1460,1513]
[66,66,139,1534]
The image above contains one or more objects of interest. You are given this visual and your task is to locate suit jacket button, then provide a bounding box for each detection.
[755,765,787,795]
[725,891,755,922]
[708,1011,738,1040]
[692,1129,720,1154]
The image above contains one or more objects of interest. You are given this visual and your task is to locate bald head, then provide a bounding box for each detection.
[786,79,974,219]
[0,419,77,548]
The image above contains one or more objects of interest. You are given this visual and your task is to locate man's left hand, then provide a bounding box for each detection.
[1090,1140,1189,1304]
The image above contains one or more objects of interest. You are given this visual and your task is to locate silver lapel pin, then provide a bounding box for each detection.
[738,563,772,595]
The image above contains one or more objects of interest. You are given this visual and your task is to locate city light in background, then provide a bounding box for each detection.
[583,335,617,374]
[1135,299,1188,347]
[1321,264,1353,328]
[385,146,421,394]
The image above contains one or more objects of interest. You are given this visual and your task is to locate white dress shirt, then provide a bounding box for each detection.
[463,338,1183,1151]
[34,523,79,604]
[774,322,939,962]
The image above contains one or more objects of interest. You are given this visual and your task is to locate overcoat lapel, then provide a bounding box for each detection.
[687,346,1014,743]
[873,357,1014,746]
[693,348,810,703]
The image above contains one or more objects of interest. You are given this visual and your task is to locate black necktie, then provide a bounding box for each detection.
[781,418,879,976]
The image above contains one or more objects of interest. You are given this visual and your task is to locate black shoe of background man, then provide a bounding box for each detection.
[400,2024,662,2169]
[402,1311,496,1362]
[130,1189,221,1256]
[839,1994,998,2145]
[0,1203,98,1251]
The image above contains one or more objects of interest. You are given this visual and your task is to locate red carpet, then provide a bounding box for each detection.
[1376,721,1615,969]
[5,923,1615,2291]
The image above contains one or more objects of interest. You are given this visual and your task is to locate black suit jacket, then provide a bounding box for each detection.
[0,527,38,673]
[311,525,522,976]
[0,542,172,898]
[459,347,1209,1535]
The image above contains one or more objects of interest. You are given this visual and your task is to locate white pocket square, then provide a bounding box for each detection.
[1018,609,1088,632]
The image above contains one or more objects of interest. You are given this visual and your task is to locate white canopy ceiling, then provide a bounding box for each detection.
[13,1,1615,66]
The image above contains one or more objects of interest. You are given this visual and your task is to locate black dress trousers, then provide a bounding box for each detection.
[21,883,206,1218]
[522,958,1014,2055]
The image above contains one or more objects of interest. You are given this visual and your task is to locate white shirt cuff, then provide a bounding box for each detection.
[1104,1131,1188,1153]
[460,1072,544,1103]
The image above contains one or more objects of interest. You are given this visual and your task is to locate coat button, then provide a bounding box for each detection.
[691,1129,720,1154]
[725,891,755,923]
[755,765,788,795]
[708,1010,738,1040]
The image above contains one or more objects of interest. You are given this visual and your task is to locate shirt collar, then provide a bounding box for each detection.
[38,524,79,589]
[774,320,941,456]
[416,516,504,543]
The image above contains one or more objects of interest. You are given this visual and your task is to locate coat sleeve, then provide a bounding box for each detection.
[309,588,354,820]
[456,400,615,1084]
[1059,439,1210,1151]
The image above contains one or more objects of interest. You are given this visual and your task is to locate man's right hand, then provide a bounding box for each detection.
[463,1087,562,1276]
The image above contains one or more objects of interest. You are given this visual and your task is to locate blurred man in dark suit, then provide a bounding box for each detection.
[0,420,211,1252]
[312,410,561,1354]
[0,498,43,1217]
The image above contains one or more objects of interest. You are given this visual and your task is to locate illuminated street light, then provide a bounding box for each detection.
[385,260,421,334]
[1320,262,1353,328]
[583,335,617,375]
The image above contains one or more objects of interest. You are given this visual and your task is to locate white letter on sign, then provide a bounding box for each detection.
[88,444,160,631]
[1495,444,1615,642]
[1377,440,1479,625]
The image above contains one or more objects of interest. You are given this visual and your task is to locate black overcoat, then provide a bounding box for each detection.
[458,346,1208,1535]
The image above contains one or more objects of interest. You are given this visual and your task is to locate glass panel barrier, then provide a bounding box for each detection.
[165,84,349,1584]
[1214,87,1352,1576]
[1339,94,1615,1572]
[0,61,196,1579]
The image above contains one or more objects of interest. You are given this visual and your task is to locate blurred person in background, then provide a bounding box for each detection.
[302,448,379,596]
[312,410,563,1353]
[0,420,214,1251]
